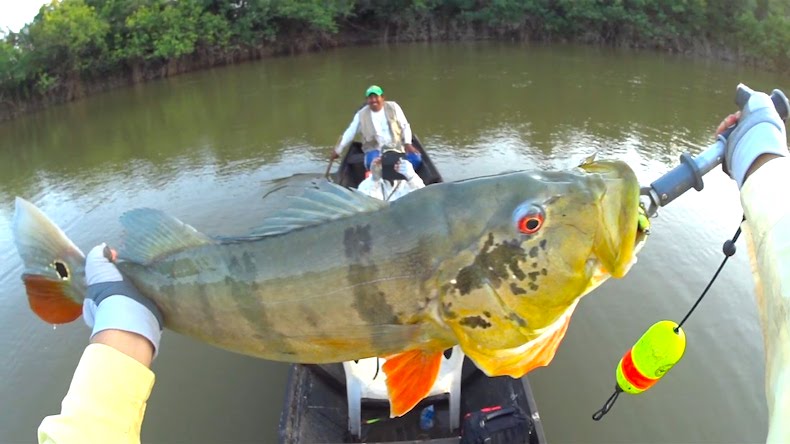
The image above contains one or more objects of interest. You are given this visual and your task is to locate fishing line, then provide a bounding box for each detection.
[592,215,745,421]
[673,215,744,333]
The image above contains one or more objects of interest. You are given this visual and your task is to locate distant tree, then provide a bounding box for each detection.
[26,0,110,76]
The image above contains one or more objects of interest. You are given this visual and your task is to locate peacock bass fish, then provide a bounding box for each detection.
[13,159,647,417]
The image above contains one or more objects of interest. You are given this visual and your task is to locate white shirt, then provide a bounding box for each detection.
[357,174,425,201]
[335,103,413,155]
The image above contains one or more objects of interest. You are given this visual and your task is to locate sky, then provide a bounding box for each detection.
[0,0,48,33]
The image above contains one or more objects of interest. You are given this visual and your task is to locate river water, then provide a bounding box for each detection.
[1,42,784,443]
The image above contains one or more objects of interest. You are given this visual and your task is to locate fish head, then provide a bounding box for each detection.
[438,160,645,376]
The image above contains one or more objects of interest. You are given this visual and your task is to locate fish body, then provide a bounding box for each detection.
[13,159,646,415]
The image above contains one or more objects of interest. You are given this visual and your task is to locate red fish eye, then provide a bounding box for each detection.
[518,214,544,234]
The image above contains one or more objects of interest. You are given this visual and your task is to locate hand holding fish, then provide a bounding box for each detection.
[84,243,163,365]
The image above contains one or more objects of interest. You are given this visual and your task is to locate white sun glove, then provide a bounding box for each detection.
[723,91,788,188]
[83,243,163,357]
[396,160,416,181]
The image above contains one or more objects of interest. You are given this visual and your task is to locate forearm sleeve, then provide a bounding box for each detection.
[38,344,155,444]
[336,112,361,155]
[740,156,790,444]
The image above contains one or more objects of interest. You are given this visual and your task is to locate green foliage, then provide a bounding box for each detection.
[123,1,201,60]
[272,0,354,32]
[26,0,110,73]
[2,0,790,104]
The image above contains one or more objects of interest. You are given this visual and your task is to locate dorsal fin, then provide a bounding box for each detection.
[247,181,387,237]
[119,209,214,264]
[578,152,598,166]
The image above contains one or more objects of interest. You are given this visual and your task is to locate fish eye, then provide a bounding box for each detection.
[513,204,545,235]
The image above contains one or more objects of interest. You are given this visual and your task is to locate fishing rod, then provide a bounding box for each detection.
[592,83,789,421]
[640,83,790,218]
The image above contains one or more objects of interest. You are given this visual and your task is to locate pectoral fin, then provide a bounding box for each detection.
[463,301,577,378]
[382,349,443,417]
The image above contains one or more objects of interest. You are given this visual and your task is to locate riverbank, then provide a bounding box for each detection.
[1,0,786,123]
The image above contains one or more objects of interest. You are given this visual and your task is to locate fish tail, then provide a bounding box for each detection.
[13,197,86,324]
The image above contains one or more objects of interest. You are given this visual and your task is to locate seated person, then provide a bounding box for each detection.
[357,151,425,201]
[329,84,422,171]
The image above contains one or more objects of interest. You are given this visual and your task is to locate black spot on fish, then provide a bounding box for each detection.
[529,283,539,291]
[529,247,539,258]
[351,285,399,326]
[483,233,495,250]
[540,239,547,250]
[483,311,491,318]
[528,271,540,282]
[455,266,488,296]
[460,315,492,329]
[344,225,372,261]
[541,268,548,276]
[346,248,400,351]
[510,283,527,295]
[532,262,538,269]
[507,313,529,328]
[509,262,526,280]
[225,275,296,356]
[453,233,527,296]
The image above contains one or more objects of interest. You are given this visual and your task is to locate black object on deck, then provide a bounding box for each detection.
[278,361,546,444]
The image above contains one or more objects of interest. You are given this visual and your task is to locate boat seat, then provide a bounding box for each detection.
[342,346,464,437]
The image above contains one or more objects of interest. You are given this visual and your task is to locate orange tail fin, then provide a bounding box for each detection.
[382,349,443,417]
[23,274,83,324]
[13,197,86,324]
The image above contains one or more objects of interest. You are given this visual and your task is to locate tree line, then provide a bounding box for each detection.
[1,0,789,116]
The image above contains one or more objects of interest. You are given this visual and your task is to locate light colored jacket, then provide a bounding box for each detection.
[357,174,425,201]
[740,156,790,443]
[335,102,413,155]
[38,343,154,444]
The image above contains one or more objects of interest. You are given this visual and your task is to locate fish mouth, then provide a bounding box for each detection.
[581,160,643,278]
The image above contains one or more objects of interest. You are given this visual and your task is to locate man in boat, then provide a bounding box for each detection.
[329,85,422,172]
[35,89,790,444]
[356,151,425,201]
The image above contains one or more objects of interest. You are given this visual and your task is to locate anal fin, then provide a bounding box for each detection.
[382,349,443,418]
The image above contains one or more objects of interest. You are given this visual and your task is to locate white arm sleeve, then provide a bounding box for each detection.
[336,111,361,155]
[404,174,425,191]
[740,156,790,444]
[392,102,412,145]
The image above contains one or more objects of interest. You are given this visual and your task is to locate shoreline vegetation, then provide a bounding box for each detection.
[2,0,789,123]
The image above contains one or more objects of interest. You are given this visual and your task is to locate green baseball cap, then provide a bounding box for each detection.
[365,85,383,97]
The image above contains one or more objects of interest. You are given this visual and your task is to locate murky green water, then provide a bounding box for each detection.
[1,42,784,443]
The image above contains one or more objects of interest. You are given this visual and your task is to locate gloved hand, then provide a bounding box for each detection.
[722,90,788,188]
[396,159,415,181]
[84,243,163,356]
